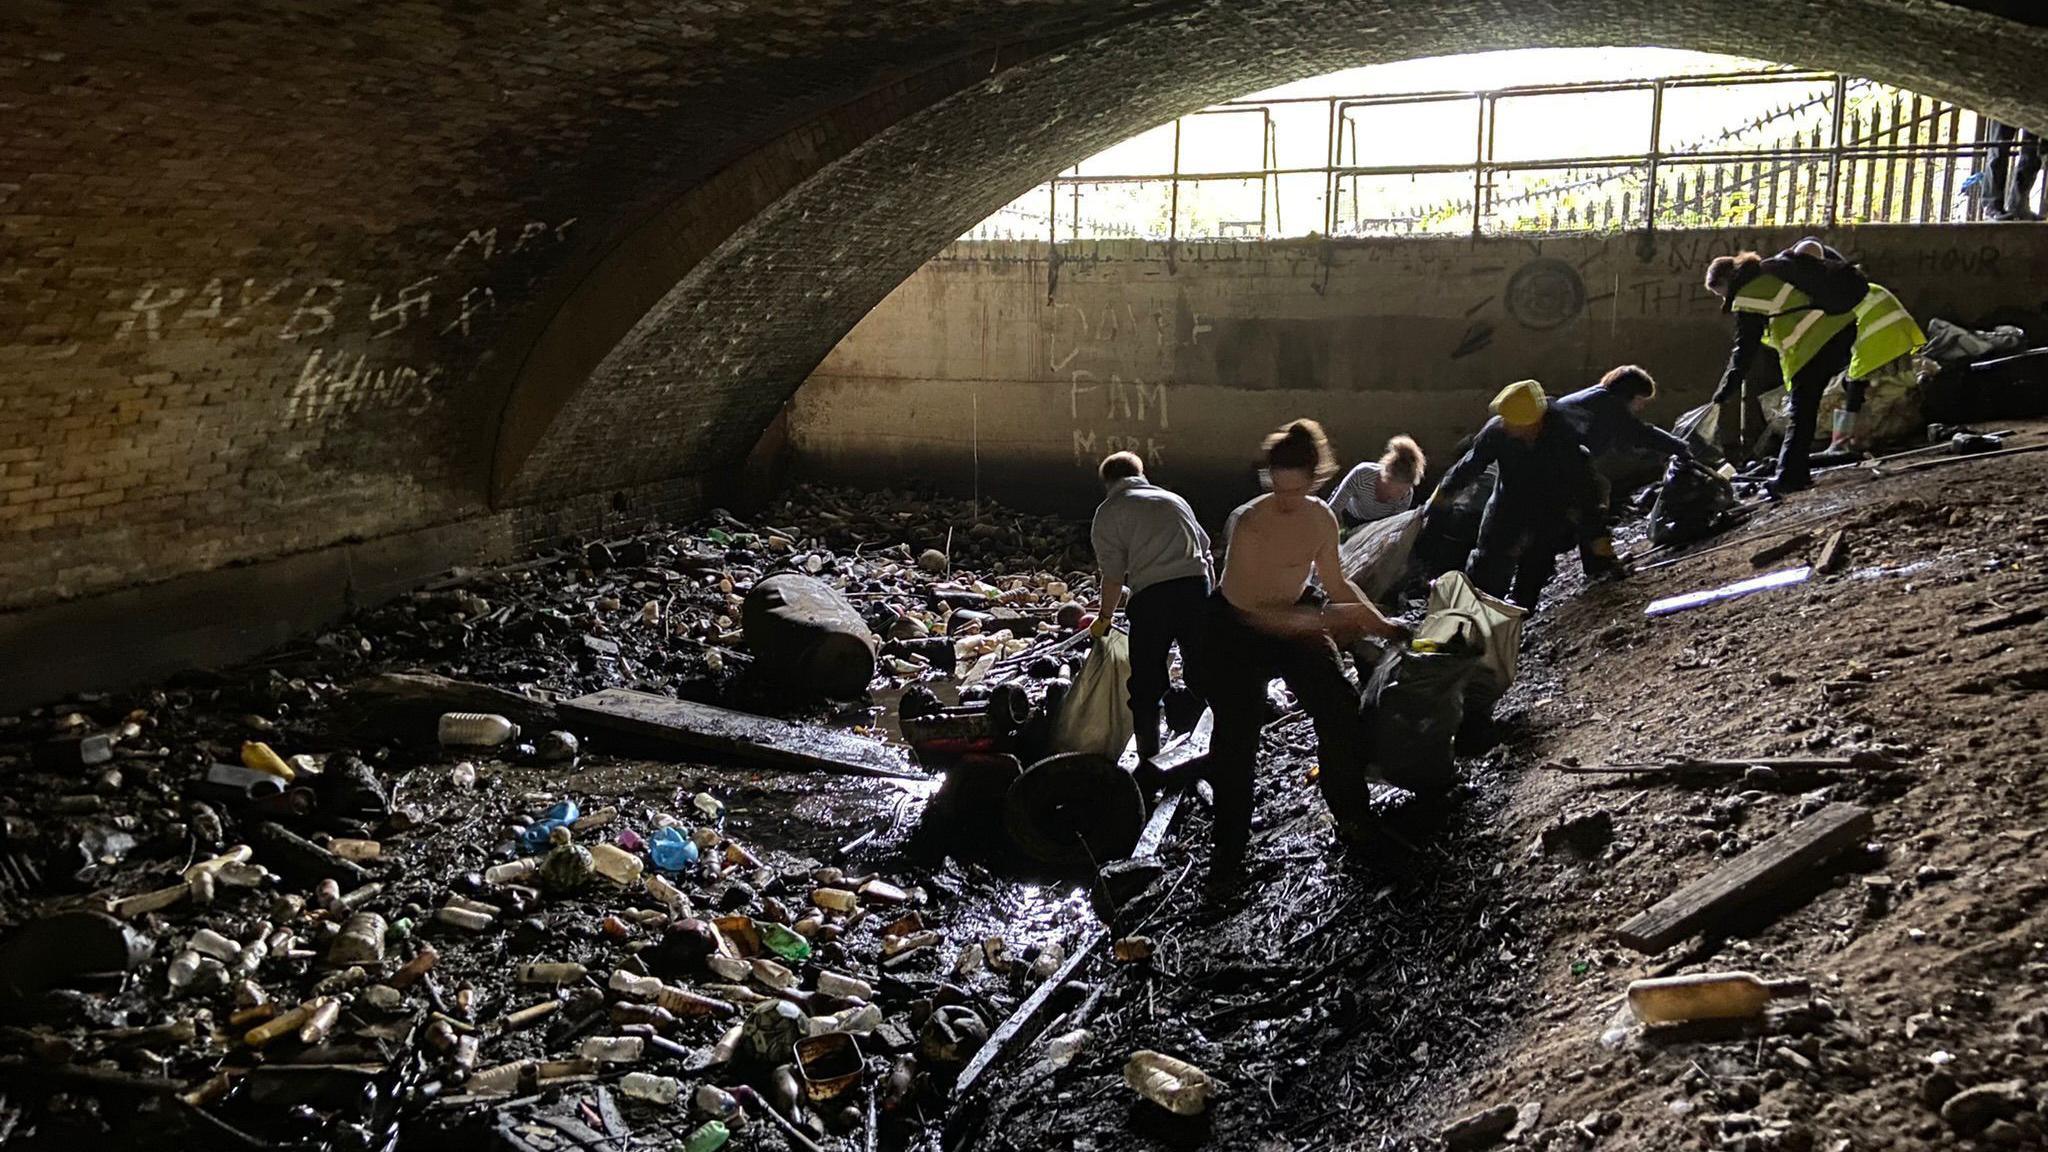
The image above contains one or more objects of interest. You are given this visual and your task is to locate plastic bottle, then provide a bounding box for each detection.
[589,842,644,886]
[811,888,858,913]
[189,928,243,962]
[811,1003,881,1035]
[519,800,581,853]
[645,873,691,914]
[167,949,205,991]
[816,970,873,1000]
[651,827,701,873]
[750,958,797,990]
[1626,971,1811,1024]
[577,1035,646,1063]
[620,1072,681,1106]
[682,1121,730,1152]
[757,922,812,964]
[240,741,296,781]
[517,962,588,985]
[1044,1029,1090,1069]
[484,858,539,885]
[692,792,725,823]
[693,1085,745,1128]
[326,912,387,967]
[439,713,520,747]
[1124,1050,1214,1116]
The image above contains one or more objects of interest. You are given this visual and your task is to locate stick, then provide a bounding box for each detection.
[950,928,1102,1100]
[1814,528,1848,575]
[1873,441,2048,477]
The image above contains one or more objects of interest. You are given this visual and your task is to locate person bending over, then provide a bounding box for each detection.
[1328,435,1426,539]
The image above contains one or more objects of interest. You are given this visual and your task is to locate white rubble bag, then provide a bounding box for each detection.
[1816,358,1922,449]
[1049,629,1135,761]
[1339,509,1424,602]
[1411,570,1527,711]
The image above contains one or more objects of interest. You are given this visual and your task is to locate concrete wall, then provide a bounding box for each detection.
[789,227,2048,521]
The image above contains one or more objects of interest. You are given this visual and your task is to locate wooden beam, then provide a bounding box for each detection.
[1815,528,1848,575]
[560,688,921,780]
[949,925,1102,1102]
[1612,802,1872,954]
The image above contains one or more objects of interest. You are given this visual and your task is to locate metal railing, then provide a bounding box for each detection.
[964,67,2027,242]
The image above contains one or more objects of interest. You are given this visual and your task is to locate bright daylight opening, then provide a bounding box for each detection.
[970,47,2012,241]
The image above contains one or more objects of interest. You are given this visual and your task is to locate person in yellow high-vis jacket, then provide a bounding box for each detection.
[1705,238,1925,495]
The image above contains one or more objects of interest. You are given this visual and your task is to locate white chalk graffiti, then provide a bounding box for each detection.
[1050,303,1186,469]
[107,217,576,343]
[285,346,444,423]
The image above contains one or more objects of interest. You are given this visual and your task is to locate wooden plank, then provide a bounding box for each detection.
[950,925,1104,1101]
[1612,802,1872,954]
[1815,529,1848,575]
[560,688,921,780]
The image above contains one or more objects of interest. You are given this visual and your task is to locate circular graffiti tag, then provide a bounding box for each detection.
[1504,257,1586,331]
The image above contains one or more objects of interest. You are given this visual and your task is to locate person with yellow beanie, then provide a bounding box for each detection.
[1422,379,1615,610]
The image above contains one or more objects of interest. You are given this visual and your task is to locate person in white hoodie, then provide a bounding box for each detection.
[1089,451,1213,765]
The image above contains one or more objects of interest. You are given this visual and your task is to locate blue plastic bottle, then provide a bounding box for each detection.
[518,799,581,853]
[650,826,700,873]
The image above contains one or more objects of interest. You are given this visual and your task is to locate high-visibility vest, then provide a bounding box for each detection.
[1845,283,1925,380]
[1729,274,1925,385]
[1728,273,1857,382]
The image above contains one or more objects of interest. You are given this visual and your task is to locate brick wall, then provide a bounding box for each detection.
[3,0,2047,623]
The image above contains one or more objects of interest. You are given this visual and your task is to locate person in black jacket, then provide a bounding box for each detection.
[1554,364,1693,463]
[1425,380,1611,611]
[1708,238,1869,495]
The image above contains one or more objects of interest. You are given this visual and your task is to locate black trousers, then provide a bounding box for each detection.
[1468,492,1577,611]
[1124,574,1210,759]
[1199,594,1368,873]
[1776,323,1858,489]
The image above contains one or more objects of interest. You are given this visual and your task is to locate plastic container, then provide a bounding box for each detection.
[692,792,725,824]
[439,712,520,747]
[751,958,797,990]
[589,843,644,886]
[1626,971,1811,1024]
[757,921,812,964]
[484,858,539,885]
[651,827,700,873]
[327,913,387,966]
[693,1085,744,1127]
[816,970,873,1000]
[189,927,243,962]
[518,800,581,853]
[619,1072,681,1106]
[1124,1050,1214,1115]
[682,1121,730,1152]
[811,887,858,914]
[577,1035,645,1063]
[517,962,587,985]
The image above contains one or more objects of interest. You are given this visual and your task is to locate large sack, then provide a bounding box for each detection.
[1049,630,1135,761]
[1362,571,1525,795]
[1412,570,1526,706]
[742,573,879,698]
[1648,457,1738,547]
[1361,646,1476,796]
[1340,509,1424,602]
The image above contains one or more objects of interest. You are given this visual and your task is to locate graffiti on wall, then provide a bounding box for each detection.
[1046,300,1203,470]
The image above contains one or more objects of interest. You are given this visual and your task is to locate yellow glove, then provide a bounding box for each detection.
[1089,614,1113,638]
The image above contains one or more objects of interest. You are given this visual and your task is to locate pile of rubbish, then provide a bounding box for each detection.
[0,484,1119,1150]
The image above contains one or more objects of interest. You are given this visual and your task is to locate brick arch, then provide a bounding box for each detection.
[496,0,2048,505]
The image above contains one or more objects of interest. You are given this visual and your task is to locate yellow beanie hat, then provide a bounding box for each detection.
[1490,379,1547,427]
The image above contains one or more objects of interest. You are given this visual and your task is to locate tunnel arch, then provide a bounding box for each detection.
[496,0,2048,506]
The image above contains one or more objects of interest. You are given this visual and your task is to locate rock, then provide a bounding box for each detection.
[1984,1120,2024,1146]
[917,549,948,575]
[1506,1101,1543,1141]
[1920,1069,1959,1110]
[534,730,580,763]
[1540,810,1614,859]
[1442,1104,1519,1151]
[1939,1080,2028,1135]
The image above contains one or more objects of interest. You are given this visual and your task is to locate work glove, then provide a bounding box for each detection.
[1088,613,1113,638]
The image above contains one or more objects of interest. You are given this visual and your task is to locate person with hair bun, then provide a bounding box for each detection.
[1328,434,1427,536]
[1199,419,1408,900]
